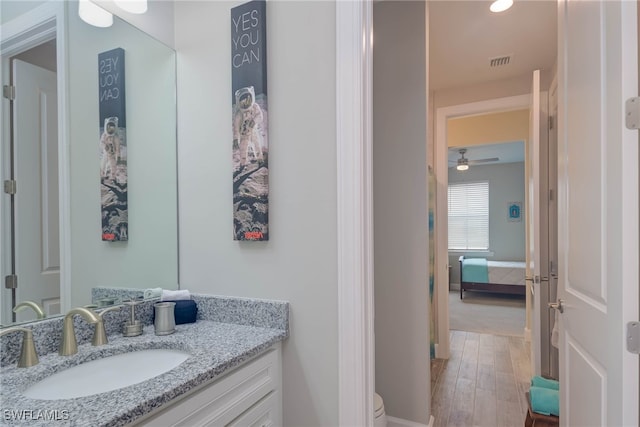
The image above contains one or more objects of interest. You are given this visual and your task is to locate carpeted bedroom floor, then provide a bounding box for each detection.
[448,289,526,336]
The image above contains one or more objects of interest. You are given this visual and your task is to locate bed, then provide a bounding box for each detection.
[458,255,526,299]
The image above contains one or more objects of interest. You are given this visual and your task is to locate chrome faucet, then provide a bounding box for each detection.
[92,306,121,346]
[13,300,46,320]
[59,307,99,356]
[0,327,39,367]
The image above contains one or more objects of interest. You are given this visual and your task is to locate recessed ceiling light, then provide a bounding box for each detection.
[490,0,514,13]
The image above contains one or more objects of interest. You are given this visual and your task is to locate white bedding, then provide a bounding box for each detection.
[487,261,526,286]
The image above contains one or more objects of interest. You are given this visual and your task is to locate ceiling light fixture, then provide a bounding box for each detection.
[78,0,113,28]
[115,0,148,14]
[490,0,514,13]
[456,149,470,171]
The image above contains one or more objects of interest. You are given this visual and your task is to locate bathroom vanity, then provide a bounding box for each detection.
[0,295,289,426]
[135,342,281,426]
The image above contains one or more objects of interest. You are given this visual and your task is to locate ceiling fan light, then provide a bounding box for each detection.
[115,0,148,14]
[456,164,469,171]
[79,0,113,28]
[490,0,514,13]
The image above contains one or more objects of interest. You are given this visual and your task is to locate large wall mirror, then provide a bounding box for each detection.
[0,0,178,326]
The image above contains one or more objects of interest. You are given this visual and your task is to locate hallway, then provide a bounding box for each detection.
[431,331,531,427]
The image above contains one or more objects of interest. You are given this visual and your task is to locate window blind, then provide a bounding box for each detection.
[448,181,489,250]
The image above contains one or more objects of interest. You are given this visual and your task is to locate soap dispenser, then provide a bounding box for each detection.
[122,299,143,337]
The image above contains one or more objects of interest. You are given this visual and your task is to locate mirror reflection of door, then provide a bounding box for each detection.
[3,39,61,324]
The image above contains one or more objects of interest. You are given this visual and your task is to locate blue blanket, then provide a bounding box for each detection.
[462,258,489,283]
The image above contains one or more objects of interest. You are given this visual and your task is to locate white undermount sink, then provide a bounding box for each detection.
[22,349,190,400]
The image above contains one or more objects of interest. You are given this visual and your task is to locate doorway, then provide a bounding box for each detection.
[435,86,560,379]
[435,94,531,360]
[446,132,528,338]
[447,139,529,337]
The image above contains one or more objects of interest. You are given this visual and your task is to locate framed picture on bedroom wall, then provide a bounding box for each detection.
[508,201,522,222]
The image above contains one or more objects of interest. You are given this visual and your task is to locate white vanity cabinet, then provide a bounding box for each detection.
[133,343,282,427]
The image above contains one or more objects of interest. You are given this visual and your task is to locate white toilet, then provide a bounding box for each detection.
[374,393,388,427]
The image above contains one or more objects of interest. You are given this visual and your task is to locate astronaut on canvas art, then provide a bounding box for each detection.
[100,116,121,181]
[233,86,264,169]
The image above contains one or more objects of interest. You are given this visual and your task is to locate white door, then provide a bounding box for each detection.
[557,1,639,426]
[12,59,60,322]
[526,69,549,376]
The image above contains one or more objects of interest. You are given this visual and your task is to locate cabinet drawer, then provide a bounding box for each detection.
[135,345,281,427]
[226,390,280,427]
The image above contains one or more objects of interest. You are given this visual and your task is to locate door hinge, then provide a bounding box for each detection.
[548,116,554,130]
[3,180,16,195]
[625,97,640,130]
[549,189,554,201]
[550,260,558,278]
[4,274,17,289]
[626,321,640,354]
[2,85,15,101]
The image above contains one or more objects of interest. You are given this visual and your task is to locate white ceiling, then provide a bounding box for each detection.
[429,0,557,91]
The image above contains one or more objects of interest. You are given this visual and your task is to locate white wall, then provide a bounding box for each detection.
[448,161,526,284]
[0,1,48,24]
[67,1,178,307]
[174,1,338,425]
[373,1,430,424]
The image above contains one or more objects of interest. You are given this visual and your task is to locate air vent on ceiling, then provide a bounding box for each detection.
[489,55,511,67]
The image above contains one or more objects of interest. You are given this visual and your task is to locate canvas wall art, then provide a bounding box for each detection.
[98,47,128,241]
[231,0,269,241]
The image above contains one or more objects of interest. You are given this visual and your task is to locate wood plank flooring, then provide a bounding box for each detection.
[431,330,532,427]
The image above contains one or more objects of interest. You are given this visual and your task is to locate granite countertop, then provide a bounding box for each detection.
[0,320,287,426]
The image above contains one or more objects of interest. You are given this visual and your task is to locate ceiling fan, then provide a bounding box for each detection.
[449,148,499,171]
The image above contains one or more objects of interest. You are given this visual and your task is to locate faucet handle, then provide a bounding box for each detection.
[92,306,122,346]
[0,327,39,368]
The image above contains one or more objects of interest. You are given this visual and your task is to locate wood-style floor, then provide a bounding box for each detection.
[431,330,532,427]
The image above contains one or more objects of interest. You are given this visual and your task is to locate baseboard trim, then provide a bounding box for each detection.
[435,341,450,359]
[387,415,433,427]
[524,327,532,342]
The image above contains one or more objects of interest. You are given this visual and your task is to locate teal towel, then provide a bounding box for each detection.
[529,386,559,416]
[462,258,489,283]
[531,375,559,390]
